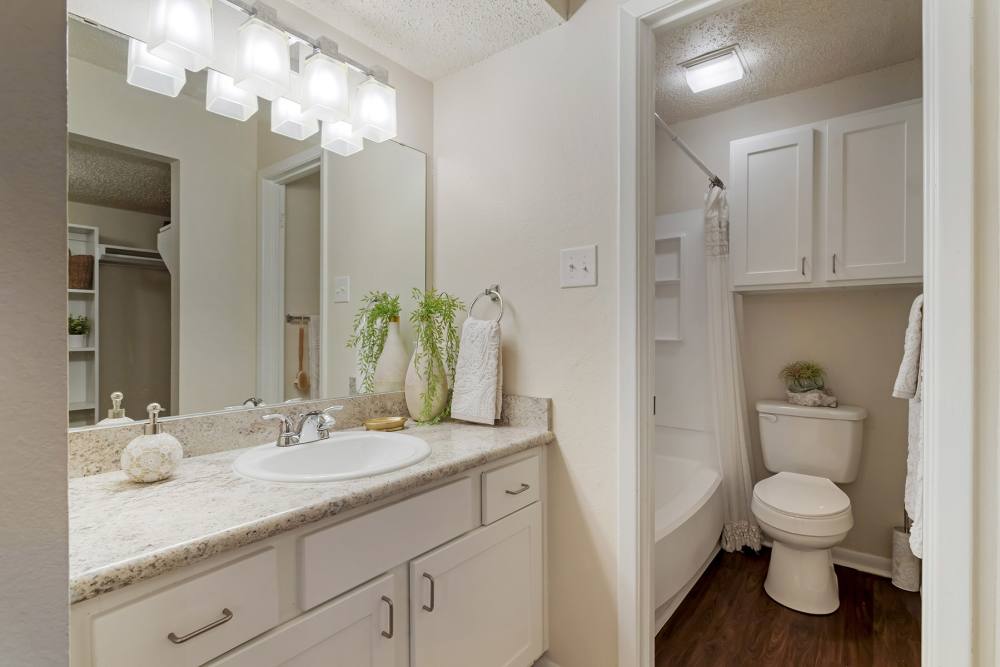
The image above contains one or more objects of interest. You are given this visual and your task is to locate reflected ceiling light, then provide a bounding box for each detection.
[126,38,186,97]
[147,0,214,72]
[321,120,364,157]
[206,70,258,121]
[235,9,290,101]
[353,74,397,143]
[301,51,350,124]
[271,74,319,140]
[680,45,745,93]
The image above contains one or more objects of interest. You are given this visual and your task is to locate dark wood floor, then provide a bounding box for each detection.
[655,549,921,667]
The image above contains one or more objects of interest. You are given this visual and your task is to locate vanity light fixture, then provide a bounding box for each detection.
[680,45,745,93]
[301,49,351,124]
[321,120,364,157]
[353,73,397,143]
[206,70,258,121]
[271,73,319,140]
[146,0,214,72]
[234,7,290,101]
[126,39,186,97]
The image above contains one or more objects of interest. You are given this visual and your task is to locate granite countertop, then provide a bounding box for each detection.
[69,421,553,604]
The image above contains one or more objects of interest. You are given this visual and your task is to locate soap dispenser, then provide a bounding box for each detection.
[97,391,135,425]
[120,403,183,483]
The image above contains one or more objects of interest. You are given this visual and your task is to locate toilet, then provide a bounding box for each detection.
[751,400,868,614]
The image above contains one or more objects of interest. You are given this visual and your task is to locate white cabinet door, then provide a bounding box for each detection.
[730,127,816,287]
[410,503,543,667]
[826,101,922,281]
[208,573,399,667]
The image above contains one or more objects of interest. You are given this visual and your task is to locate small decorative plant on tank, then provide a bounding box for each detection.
[347,291,402,394]
[406,288,464,423]
[779,361,827,393]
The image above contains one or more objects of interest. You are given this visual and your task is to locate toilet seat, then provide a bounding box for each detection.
[752,472,852,537]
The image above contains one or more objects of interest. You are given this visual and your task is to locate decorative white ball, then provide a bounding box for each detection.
[120,433,183,483]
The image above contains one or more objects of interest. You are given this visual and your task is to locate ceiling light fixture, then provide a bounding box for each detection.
[301,48,351,124]
[680,45,745,93]
[126,38,186,97]
[206,70,258,121]
[353,71,397,143]
[235,5,290,101]
[146,0,214,72]
[271,73,319,140]
[321,120,364,157]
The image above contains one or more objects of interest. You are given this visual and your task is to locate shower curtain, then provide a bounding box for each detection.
[704,185,761,552]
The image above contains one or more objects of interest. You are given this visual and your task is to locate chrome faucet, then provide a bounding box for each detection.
[262,406,344,447]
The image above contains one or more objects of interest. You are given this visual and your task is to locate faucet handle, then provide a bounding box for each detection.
[323,406,344,414]
[262,414,298,446]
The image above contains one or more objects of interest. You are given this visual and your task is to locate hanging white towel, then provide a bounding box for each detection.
[307,313,321,399]
[451,317,503,425]
[893,294,924,558]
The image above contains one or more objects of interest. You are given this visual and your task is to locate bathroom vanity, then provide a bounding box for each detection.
[69,421,551,667]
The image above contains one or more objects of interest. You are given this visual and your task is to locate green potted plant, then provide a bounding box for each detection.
[779,361,826,393]
[68,315,91,349]
[346,291,403,394]
[405,288,464,423]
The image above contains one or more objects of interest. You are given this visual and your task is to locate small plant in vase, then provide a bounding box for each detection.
[68,315,91,349]
[779,361,826,393]
[347,291,403,394]
[406,288,464,423]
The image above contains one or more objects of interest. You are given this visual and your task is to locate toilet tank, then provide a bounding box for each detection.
[757,400,868,483]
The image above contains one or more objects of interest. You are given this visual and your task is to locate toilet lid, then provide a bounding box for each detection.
[753,472,850,518]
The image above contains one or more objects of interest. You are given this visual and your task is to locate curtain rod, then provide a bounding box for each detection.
[654,112,725,190]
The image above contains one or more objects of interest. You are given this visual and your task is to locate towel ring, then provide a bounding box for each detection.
[468,285,503,323]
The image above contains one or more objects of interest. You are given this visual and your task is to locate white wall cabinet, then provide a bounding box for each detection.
[729,100,922,290]
[410,503,543,667]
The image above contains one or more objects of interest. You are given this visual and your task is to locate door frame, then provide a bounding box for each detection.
[257,145,323,403]
[617,0,976,665]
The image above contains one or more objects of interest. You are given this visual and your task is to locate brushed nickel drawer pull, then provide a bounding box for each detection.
[167,608,233,644]
[505,483,531,495]
[381,596,394,639]
[422,573,435,612]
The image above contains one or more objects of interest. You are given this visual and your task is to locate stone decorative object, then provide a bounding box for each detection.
[373,319,408,393]
[786,389,839,408]
[120,403,183,483]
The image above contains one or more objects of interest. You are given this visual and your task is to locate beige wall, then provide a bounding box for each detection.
[283,172,321,401]
[0,1,68,662]
[657,59,922,215]
[739,286,921,559]
[68,201,165,249]
[433,0,619,664]
[69,57,259,414]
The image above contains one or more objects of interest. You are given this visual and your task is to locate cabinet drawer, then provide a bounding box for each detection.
[482,455,540,524]
[299,478,476,610]
[90,549,279,667]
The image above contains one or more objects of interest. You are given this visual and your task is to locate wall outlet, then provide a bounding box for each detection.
[560,245,598,288]
[333,276,350,303]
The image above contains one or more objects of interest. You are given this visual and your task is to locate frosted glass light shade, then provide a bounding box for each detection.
[147,0,214,72]
[301,52,350,123]
[272,99,319,140]
[206,70,258,121]
[321,120,363,157]
[235,17,290,101]
[683,49,744,93]
[127,39,186,97]
[353,76,397,143]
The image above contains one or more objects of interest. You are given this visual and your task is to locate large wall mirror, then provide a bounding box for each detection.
[67,18,426,428]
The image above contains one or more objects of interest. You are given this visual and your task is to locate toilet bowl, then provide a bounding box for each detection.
[751,471,853,614]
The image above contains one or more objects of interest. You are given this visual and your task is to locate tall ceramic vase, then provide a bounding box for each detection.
[405,342,448,422]
[373,319,408,393]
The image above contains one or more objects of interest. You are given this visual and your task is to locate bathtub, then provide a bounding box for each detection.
[654,455,724,628]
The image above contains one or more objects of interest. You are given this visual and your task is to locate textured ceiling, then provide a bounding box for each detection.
[284,0,568,80]
[655,0,922,122]
[69,140,172,216]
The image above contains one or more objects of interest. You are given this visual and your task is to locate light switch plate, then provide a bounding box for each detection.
[560,245,598,288]
[333,276,350,303]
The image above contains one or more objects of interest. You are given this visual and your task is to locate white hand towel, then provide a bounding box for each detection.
[893,294,924,558]
[451,317,503,425]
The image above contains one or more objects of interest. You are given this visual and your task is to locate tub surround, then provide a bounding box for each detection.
[70,418,553,604]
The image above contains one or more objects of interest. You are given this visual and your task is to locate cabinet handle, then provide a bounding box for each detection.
[422,573,435,612]
[801,256,806,276]
[381,596,394,639]
[167,608,233,644]
[505,483,531,496]
[832,253,838,274]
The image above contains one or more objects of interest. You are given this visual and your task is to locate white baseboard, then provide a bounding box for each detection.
[831,546,892,578]
[533,655,561,667]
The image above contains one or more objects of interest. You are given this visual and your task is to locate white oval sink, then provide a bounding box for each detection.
[233,431,431,483]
